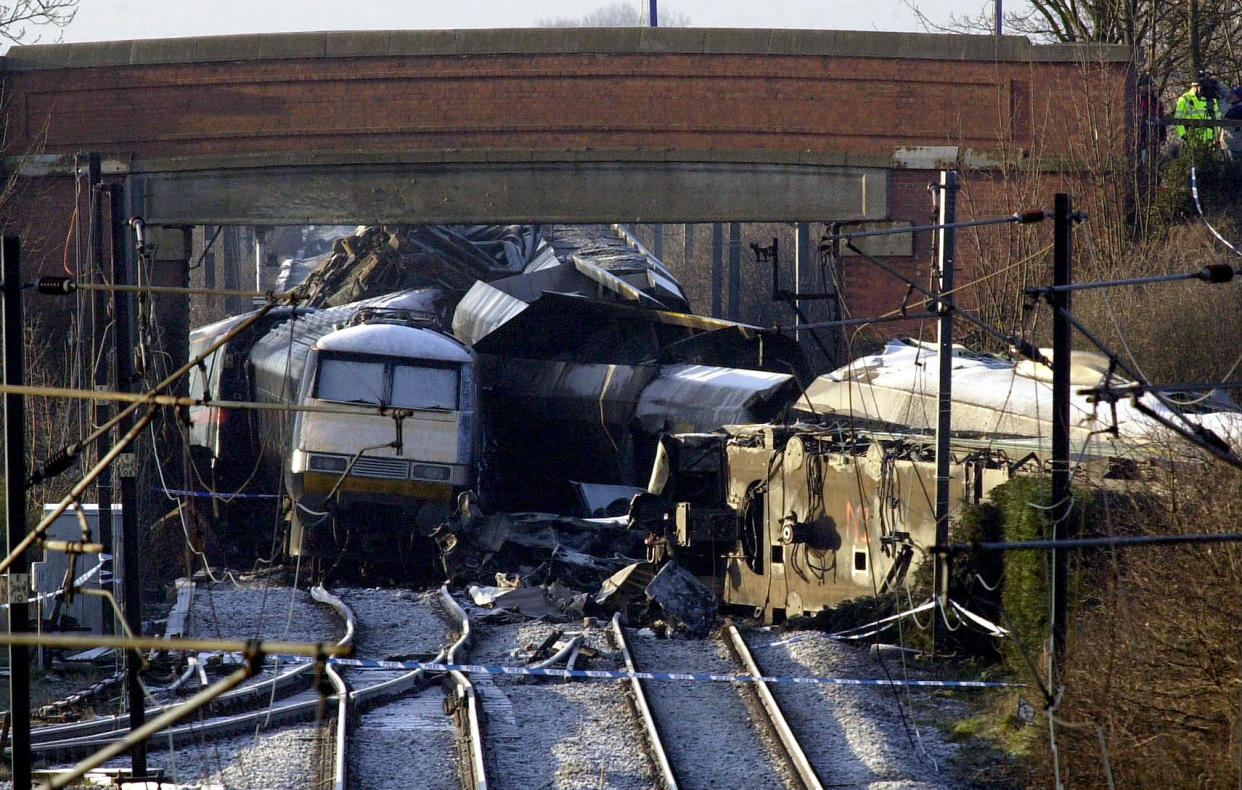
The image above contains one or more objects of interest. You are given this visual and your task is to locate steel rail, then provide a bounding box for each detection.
[36,585,470,785]
[40,655,261,789]
[30,659,316,745]
[439,586,488,790]
[311,586,353,790]
[0,632,351,657]
[725,624,825,790]
[30,584,359,763]
[609,614,678,790]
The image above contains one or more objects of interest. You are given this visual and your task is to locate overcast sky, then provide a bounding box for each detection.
[4,1,1013,49]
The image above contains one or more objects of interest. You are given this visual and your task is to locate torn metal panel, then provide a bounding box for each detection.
[570,254,665,305]
[571,482,647,518]
[802,337,1242,452]
[548,224,689,310]
[635,365,798,435]
[595,562,656,609]
[451,278,535,348]
[291,225,548,308]
[643,562,716,639]
[479,356,659,502]
[436,510,647,592]
[466,583,587,620]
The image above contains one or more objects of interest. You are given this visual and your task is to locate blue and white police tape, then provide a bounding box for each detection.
[1190,165,1242,256]
[154,486,280,500]
[0,557,106,609]
[274,654,1023,688]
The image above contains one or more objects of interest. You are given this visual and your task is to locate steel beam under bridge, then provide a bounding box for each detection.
[124,151,887,225]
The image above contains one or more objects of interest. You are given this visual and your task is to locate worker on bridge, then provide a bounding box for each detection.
[1175,73,1225,150]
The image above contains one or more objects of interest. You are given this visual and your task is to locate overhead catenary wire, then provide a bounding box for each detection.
[40,279,295,300]
[819,209,1047,243]
[937,531,1242,555]
[844,241,1053,367]
[0,382,418,418]
[1046,304,1242,469]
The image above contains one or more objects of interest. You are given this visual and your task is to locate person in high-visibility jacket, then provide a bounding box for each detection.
[1175,80,1217,146]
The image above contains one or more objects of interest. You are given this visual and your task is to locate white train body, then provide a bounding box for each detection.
[190,290,479,564]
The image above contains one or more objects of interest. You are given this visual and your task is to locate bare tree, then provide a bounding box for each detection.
[1,0,78,44]
[539,2,690,28]
[904,0,1242,97]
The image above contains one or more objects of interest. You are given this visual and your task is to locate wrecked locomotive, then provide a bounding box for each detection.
[635,425,1020,621]
[188,290,479,567]
[437,422,1027,626]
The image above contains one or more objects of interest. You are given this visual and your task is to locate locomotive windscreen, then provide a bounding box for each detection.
[314,354,461,411]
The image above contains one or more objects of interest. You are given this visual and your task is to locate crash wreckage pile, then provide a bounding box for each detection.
[435,503,718,638]
[195,223,1242,638]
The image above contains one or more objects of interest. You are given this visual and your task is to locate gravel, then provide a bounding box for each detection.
[340,586,460,790]
[627,628,795,789]
[468,608,654,790]
[188,580,341,644]
[84,578,344,788]
[741,626,966,790]
[29,581,990,790]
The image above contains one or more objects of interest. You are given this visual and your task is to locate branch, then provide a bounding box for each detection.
[0,0,79,45]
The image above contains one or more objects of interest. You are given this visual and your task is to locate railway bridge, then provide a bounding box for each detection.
[0,27,1129,341]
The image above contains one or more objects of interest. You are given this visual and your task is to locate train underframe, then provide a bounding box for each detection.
[286,470,457,577]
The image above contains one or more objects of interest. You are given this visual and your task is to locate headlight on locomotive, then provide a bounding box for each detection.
[411,464,451,482]
[308,454,350,473]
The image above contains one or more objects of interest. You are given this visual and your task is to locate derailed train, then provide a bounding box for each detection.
[188,290,479,565]
[631,425,1023,621]
[185,224,809,568]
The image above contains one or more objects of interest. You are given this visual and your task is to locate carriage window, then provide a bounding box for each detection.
[316,359,386,405]
[391,365,459,410]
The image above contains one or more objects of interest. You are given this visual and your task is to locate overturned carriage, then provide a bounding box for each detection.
[642,425,1019,621]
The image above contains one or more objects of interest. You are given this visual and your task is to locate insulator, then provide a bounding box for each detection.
[29,447,76,485]
[37,276,76,295]
[1198,263,1234,283]
[1013,209,1047,224]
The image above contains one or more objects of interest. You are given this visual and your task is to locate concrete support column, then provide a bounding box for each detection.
[727,222,741,321]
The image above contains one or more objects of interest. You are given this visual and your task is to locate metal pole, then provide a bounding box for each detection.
[728,222,741,321]
[932,171,958,655]
[3,236,32,790]
[795,223,811,344]
[88,154,116,638]
[649,0,657,26]
[995,0,1002,35]
[110,186,147,776]
[711,223,723,318]
[1051,192,1073,684]
[253,228,265,293]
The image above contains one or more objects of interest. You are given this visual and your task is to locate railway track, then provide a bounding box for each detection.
[730,625,957,789]
[466,611,652,790]
[616,619,957,790]
[30,581,960,789]
[612,618,823,790]
[31,582,482,790]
